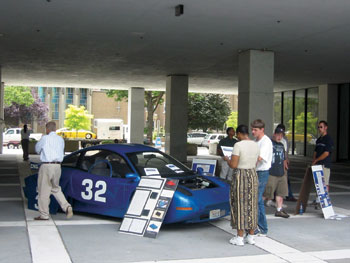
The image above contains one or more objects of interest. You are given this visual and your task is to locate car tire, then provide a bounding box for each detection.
[7,143,15,149]
[85,133,92,139]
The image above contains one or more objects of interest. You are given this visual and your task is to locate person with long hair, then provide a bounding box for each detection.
[224,124,260,246]
[21,124,31,161]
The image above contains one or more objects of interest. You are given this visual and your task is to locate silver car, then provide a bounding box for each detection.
[201,133,226,148]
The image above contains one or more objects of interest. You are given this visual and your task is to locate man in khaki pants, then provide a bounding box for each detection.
[34,121,73,220]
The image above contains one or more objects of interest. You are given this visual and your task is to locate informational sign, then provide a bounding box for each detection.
[311,165,335,219]
[155,137,162,149]
[119,176,178,238]
[191,158,217,176]
[221,146,233,159]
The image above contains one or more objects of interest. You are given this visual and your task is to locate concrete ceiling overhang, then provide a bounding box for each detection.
[1,0,350,93]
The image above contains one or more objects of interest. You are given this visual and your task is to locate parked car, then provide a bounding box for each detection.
[23,144,230,224]
[56,128,97,139]
[285,132,317,144]
[187,132,208,145]
[2,128,42,146]
[201,134,226,148]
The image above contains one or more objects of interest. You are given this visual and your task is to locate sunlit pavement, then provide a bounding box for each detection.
[1,148,350,263]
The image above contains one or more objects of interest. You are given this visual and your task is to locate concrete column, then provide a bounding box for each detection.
[165,75,188,163]
[59,88,65,128]
[318,84,338,161]
[0,73,4,153]
[45,87,52,120]
[128,87,144,144]
[87,89,92,114]
[73,88,79,106]
[238,50,274,136]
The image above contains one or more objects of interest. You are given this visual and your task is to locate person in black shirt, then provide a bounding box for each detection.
[312,120,334,192]
[217,127,238,180]
[264,127,290,218]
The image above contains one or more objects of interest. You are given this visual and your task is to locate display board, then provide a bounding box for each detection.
[191,158,217,176]
[311,165,335,219]
[119,175,178,238]
[295,167,313,215]
[221,146,233,159]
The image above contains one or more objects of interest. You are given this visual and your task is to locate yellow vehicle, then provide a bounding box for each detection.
[56,128,97,139]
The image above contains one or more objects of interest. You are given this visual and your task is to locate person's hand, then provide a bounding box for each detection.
[223,156,229,162]
[312,159,317,166]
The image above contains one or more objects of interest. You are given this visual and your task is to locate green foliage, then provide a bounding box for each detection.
[4,86,34,106]
[226,111,238,129]
[188,93,231,132]
[287,112,318,135]
[64,105,93,131]
[106,90,128,102]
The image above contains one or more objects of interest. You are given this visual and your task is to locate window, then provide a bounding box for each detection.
[127,151,193,177]
[79,150,132,178]
[62,153,80,168]
[109,126,120,131]
[6,130,14,135]
[80,88,87,109]
[306,88,319,157]
[38,87,46,103]
[66,88,74,107]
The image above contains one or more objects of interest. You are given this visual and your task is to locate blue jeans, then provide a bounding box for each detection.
[257,170,269,234]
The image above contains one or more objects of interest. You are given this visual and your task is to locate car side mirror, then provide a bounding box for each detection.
[125,173,140,182]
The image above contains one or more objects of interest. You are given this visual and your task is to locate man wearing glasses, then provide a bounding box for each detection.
[312,120,334,192]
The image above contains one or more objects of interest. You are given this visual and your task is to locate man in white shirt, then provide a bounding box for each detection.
[251,119,273,236]
[34,121,73,220]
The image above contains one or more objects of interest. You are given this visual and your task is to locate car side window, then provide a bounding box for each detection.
[7,130,14,134]
[62,153,80,168]
[79,150,132,178]
[210,135,216,139]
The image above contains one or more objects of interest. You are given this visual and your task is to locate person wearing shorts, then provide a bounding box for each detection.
[264,127,290,218]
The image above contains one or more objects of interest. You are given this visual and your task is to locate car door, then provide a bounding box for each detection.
[66,149,137,217]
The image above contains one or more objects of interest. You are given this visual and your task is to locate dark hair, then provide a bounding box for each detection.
[236,124,249,135]
[319,120,328,127]
[226,127,234,135]
[23,124,27,133]
[251,119,265,129]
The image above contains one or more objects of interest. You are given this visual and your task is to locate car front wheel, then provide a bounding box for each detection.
[7,143,15,149]
[85,133,92,139]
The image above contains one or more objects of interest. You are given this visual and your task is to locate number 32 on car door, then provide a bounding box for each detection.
[81,179,107,203]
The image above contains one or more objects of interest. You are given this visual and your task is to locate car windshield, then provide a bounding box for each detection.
[127,151,195,177]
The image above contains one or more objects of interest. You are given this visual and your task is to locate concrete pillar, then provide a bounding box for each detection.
[87,89,92,114]
[318,84,338,161]
[73,88,79,106]
[0,74,4,153]
[59,88,65,128]
[128,87,144,144]
[238,50,274,136]
[165,75,189,163]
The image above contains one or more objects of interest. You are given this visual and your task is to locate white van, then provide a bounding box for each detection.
[93,119,124,140]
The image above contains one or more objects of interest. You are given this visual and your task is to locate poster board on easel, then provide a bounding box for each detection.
[295,167,313,215]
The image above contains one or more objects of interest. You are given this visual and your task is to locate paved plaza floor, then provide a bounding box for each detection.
[1,148,350,263]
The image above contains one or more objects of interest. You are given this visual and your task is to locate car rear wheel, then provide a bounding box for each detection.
[85,133,92,139]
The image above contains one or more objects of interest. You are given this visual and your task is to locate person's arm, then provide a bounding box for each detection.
[312,151,329,165]
[35,137,44,154]
[227,155,239,169]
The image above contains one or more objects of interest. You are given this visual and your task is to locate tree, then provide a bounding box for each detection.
[226,111,238,129]
[287,112,318,135]
[106,90,164,141]
[188,93,231,132]
[4,86,48,127]
[64,105,93,131]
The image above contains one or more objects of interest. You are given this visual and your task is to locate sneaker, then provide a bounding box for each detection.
[275,210,290,218]
[244,234,256,245]
[229,236,244,246]
[266,200,275,207]
[254,229,267,237]
[66,206,73,219]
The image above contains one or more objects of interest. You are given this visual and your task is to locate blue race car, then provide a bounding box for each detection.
[23,144,230,223]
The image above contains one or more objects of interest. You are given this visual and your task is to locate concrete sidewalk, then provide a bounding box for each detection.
[1,153,350,263]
